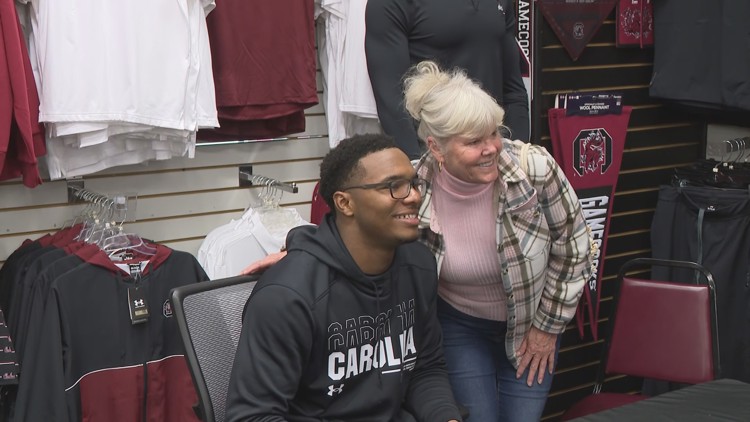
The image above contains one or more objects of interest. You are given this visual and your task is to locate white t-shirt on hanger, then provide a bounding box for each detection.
[318,0,382,147]
[19,0,217,179]
[198,207,310,280]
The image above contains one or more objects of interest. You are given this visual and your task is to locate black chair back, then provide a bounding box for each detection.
[171,275,259,422]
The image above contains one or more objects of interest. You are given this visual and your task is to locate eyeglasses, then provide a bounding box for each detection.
[341,177,428,200]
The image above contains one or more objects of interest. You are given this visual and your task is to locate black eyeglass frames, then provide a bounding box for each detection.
[341,177,428,199]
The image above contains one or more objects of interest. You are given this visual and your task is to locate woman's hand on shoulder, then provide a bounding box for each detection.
[240,251,287,275]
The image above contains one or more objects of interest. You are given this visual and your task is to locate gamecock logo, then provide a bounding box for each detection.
[573,128,613,176]
[573,22,585,39]
[620,3,653,40]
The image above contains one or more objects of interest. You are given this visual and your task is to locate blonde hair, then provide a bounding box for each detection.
[403,61,506,148]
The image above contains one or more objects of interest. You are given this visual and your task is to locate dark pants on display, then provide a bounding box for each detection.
[650,185,750,383]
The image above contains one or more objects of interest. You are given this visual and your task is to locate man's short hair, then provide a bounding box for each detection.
[319,133,398,210]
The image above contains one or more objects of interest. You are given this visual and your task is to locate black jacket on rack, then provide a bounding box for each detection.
[1,236,209,422]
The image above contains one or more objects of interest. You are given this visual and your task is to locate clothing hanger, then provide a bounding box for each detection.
[256,180,301,235]
[78,194,110,243]
[702,138,749,188]
[102,231,157,260]
[98,197,156,259]
[673,138,750,190]
[63,189,154,259]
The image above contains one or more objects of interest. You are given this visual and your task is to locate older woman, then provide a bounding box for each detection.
[403,61,592,421]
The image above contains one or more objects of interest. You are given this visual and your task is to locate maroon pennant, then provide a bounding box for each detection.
[616,0,654,48]
[538,0,618,61]
[548,94,632,340]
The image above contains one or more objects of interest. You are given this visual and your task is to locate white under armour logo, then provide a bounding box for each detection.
[498,4,504,12]
[327,384,344,396]
[134,299,145,307]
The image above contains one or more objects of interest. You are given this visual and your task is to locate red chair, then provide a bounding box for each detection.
[562,258,720,420]
[310,181,330,225]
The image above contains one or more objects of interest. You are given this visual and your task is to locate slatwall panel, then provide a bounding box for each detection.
[535,13,706,421]
[0,97,329,265]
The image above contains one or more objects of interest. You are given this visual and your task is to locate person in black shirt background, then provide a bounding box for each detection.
[365,0,529,159]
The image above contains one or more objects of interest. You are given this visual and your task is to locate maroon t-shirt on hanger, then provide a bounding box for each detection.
[198,0,319,141]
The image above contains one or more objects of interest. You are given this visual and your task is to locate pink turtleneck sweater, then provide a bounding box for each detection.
[432,167,507,321]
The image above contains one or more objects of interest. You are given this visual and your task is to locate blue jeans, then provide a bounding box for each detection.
[437,298,559,422]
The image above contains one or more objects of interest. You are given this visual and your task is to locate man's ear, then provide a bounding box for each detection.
[333,191,355,217]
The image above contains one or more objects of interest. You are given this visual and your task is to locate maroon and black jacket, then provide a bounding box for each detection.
[14,244,209,422]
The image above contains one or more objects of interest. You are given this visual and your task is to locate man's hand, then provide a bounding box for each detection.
[515,326,557,387]
[240,251,287,275]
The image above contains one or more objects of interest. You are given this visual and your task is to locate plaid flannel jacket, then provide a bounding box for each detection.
[415,139,593,368]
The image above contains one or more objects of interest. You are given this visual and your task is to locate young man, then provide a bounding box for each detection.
[226,134,462,422]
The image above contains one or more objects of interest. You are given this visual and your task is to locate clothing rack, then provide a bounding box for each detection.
[723,136,750,154]
[195,134,326,148]
[66,183,136,223]
[238,165,298,193]
[710,136,750,174]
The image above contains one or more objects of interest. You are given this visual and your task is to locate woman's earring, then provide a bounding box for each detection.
[438,161,443,173]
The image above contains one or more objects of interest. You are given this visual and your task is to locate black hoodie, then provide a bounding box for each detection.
[226,215,461,422]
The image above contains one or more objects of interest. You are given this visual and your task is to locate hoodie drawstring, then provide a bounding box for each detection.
[373,280,384,387]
